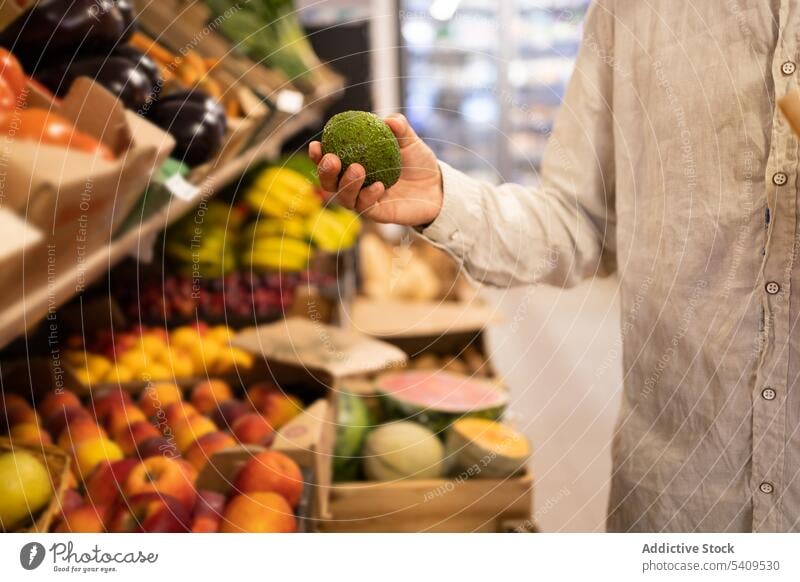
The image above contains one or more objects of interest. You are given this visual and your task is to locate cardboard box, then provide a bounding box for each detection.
[230,317,408,520]
[0,78,174,316]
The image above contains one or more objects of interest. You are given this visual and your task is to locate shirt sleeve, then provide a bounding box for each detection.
[418,0,617,288]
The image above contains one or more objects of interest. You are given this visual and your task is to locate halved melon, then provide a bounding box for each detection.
[375,370,508,433]
[446,417,530,478]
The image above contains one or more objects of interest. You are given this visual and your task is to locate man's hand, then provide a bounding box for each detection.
[309,113,443,226]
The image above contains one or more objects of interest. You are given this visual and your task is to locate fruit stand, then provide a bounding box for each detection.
[0,0,535,535]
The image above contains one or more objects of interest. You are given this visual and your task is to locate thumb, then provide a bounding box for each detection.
[384,113,419,148]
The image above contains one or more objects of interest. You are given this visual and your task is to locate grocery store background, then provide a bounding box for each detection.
[297,0,621,532]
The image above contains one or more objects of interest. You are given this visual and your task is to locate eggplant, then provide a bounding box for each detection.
[147,100,225,167]
[0,0,126,71]
[37,57,154,111]
[158,90,227,134]
[112,45,162,89]
[114,0,137,41]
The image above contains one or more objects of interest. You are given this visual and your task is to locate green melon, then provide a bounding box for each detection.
[375,370,508,434]
[332,391,374,482]
[363,421,444,481]
[446,417,531,479]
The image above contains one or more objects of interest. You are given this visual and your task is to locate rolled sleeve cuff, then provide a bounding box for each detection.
[418,161,483,257]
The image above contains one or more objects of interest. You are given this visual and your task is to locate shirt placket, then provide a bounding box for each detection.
[752,0,798,533]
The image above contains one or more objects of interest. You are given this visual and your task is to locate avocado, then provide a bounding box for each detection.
[321,111,402,188]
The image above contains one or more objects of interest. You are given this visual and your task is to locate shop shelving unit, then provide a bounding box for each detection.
[396,0,589,184]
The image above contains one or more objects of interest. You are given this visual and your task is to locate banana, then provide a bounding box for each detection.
[241,236,312,273]
[243,217,308,242]
[244,167,322,219]
[306,207,361,252]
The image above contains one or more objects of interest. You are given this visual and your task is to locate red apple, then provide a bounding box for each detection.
[233,450,304,507]
[191,489,226,533]
[57,417,107,450]
[210,399,249,430]
[84,458,140,506]
[113,421,161,456]
[88,388,133,422]
[184,431,237,471]
[136,436,179,459]
[105,403,146,436]
[124,456,197,511]
[38,389,82,420]
[55,503,110,533]
[44,405,91,436]
[190,380,233,415]
[109,493,191,533]
[57,489,84,518]
[231,413,274,445]
[245,382,280,411]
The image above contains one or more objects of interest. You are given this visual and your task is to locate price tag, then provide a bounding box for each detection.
[164,173,200,202]
[276,90,305,114]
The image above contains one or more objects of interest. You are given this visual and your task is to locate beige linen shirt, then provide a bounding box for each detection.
[420,1,800,532]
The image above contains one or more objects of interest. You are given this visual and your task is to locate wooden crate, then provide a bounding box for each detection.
[0,438,71,532]
[321,472,533,533]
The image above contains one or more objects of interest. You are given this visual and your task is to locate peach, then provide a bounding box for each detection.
[4,401,39,429]
[113,421,161,456]
[54,503,110,533]
[245,382,279,411]
[38,389,82,420]
[57,488,83,518]
[88,387,133,422]
[232,450,304,507]
[139,382,183,418]
[259,393,303,430]
[72,437,124,481]
[57,417,107,450]
[190,380,233,415]
[137,435,179,459]
[172,415,217,453]
[105,404,146,436]
[161,401,199,430]
[109,493,191,533]
[210,399,249,430]
[84,459,140,506]
[221,492,296,533]
[9,422,52,446]
[191,489,226,533]
[44,406,91,436]
[185,431,237,472]
[124,456,197,511]
[231,413,274,445]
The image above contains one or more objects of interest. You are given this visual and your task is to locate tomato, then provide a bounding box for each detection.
[0,108,115,161]
[0,48,26,100]
[0,77,16,114]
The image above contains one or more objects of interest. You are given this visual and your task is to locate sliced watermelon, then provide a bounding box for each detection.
[375,370,508,434]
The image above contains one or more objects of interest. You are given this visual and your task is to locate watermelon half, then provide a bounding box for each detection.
[375,370,508,434]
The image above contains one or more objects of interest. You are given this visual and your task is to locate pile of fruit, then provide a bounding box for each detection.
[1,377,306,532]
[0,0,232,167]
[63,324,253,386]
[334,368,530,483]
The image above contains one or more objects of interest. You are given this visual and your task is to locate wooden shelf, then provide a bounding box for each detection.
[0,106,325,350]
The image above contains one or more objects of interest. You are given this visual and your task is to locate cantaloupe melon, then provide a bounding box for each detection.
[375,370,508,433]
[363,421,444,481]
[446,418,530,478]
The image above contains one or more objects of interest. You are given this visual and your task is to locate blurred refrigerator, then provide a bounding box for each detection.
[396,0,589,184]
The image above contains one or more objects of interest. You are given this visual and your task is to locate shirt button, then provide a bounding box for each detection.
[762,387,776,401]
[759,482,774,495]
[450,232,460,242]
[782,61,797,75]
[773,172,788,186]
[765,281,781,295]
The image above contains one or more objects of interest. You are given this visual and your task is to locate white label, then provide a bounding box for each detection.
[276,90,305,114]
[164,173,200,202]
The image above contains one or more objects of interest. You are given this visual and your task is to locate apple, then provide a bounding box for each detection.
[113,421,161,456]
[57,417,107,450]
[84,459,139,506]
[245,382,280,411]
[9,423,52,446]
[233,450,304,507]
[190,380,233,415]
[56,488,83,518]
[124,456,197,511]
[161,401,199,431]
[38,390,82,420]
[72,437,124,481]
[109,493,191,533]
[191,489,226,533]
[231,413,274,445]
[136,436,179,459]
[210,399,249,429]
[220,492,296,533]
[139,382,183,418]
[172,415,217,453]
[54,503,109,533]
[184,431,237,471]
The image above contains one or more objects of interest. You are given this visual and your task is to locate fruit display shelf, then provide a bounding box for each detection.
[0,105,329,352]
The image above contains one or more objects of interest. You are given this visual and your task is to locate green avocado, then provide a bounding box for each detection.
[320,110,402,188]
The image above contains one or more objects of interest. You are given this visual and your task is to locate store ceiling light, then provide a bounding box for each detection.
[429,0,461,21]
